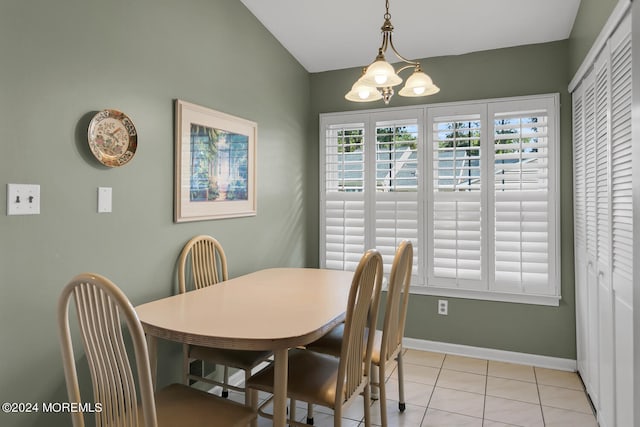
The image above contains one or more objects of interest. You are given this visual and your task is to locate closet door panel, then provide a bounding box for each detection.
[595,49,615,427]
[610,14,633,426]
[572,86,589,380]
[582,69,600,406]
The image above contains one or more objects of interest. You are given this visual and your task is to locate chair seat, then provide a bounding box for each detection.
[307,324,384,365]
[147,383,256,427]
[246,349,345,409]
[189,345,272,370]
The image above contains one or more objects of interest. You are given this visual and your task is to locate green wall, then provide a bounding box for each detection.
[569,0,620,75]
[309,40,577,359]
[0,1,309,426]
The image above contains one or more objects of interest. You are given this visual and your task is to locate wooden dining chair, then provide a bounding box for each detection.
[58,273,256,427]
[246,249,383,427]
[305,240,413,426]
[178,235,272,405]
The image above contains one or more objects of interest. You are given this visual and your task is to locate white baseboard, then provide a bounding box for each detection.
[403,337,577,372]
[221,339,576,392]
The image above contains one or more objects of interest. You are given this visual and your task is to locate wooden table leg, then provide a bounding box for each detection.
[146,335,158,390]
[272,348,288,427]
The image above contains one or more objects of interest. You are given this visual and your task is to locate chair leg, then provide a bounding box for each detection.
[363,383,371,427]
[334,404,342,427]
[290,398,297,426]
[379,364,388,427]
[182,344,190,385]
[397,350,406,412]
[244,369,252,406]
[249,388,259,427]
[222,365,230,398]
[306,402,314,425]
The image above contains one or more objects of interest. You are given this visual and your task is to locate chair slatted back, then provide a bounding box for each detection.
[178,235,228,294]
[58,274,157,427]
[380,241,413,365]
[336,250,383,404]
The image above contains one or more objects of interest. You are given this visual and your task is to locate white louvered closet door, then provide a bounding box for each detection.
[571,11,633,427]
[572,81,589,386]
[580,67,601,409]
[594,46,614,427]
[609,14,633,427]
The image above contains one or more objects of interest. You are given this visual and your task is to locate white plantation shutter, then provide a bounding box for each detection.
[321,93,559,304]
[428,109,484,289]
[321,120,366,271]
[490,101,556,295]
[374,117,420,281]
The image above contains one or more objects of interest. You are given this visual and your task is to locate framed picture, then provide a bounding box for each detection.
[174,100,257,222]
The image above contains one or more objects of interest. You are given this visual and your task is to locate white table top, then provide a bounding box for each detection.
[135,268,354,350]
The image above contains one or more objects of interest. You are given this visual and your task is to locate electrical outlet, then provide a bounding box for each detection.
[438,299,448,315]
[7,183,40,215]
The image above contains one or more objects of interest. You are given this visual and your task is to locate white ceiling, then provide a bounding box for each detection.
[240,0,582,73]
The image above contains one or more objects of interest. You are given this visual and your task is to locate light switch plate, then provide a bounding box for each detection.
[7,183,40,215]
[98,187,112,213]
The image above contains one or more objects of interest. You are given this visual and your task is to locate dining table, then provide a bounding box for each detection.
[135,267,354,427]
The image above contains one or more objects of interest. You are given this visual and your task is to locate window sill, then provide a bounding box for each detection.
[409,285,561,307]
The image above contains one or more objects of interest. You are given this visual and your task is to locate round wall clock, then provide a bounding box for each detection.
[87,109,138,167]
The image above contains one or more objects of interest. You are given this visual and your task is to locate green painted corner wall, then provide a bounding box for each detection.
[309,40,577,359]
[0,1,309,426]
[569,0,620,75]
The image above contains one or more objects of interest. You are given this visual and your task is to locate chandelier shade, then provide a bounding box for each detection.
[345,0,439,105]
[398,68,440,97]
[360,56,403,87]
[345,80,384,102]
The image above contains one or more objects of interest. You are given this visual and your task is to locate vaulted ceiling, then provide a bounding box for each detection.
[240,0,581,73]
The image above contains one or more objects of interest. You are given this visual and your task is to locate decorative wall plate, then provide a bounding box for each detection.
[87,109,138,167]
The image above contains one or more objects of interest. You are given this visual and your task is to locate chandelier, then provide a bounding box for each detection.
[345,0,440,105]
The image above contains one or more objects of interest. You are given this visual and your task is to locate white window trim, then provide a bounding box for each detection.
[319,93,561,306]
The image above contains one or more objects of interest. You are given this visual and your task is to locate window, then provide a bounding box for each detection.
[320,94,560,305]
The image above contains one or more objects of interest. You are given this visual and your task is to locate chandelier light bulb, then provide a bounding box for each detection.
[358,88,371,99]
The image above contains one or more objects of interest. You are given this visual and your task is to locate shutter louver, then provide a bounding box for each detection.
[431,116,483,286]
[323,123,366,271]
[610,34,633,281]
[493,110,551,292]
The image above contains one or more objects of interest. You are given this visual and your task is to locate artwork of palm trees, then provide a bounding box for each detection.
[189,124,249,202]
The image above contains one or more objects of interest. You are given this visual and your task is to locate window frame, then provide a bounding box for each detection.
[319,93,561,306]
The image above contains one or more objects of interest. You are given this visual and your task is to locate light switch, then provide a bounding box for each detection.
[7,183,40,215]
[98,187,112,213]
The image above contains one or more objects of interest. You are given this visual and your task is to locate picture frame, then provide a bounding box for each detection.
[174,100,257,222]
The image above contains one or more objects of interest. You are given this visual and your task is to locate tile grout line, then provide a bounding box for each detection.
[482,359,489,424]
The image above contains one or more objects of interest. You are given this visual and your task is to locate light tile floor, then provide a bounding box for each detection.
[225,348,598,427]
